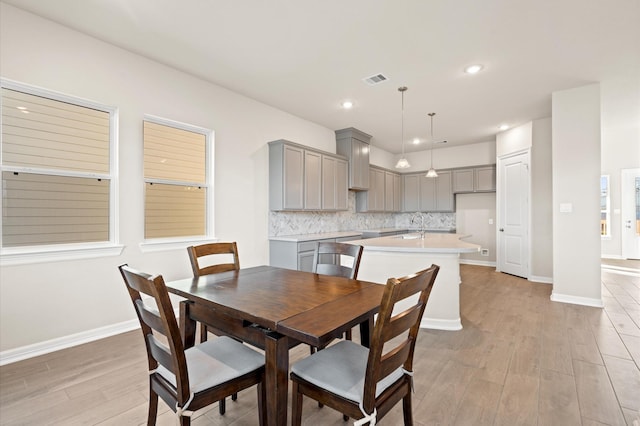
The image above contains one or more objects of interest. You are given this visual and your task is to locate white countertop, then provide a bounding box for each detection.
[359,228,407,234]
[268,231,362,242]
[346,233,480,254]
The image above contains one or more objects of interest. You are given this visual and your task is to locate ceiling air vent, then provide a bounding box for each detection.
[363,73,389,85]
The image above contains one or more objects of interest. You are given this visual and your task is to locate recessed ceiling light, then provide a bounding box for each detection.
[412,138,420,145]
[341,100,353,109]
[464,64,483,74]
[499,124,509,131]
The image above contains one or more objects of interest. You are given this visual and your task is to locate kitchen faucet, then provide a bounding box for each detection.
[410,212,427,239]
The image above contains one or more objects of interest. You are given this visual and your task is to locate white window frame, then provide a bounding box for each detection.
[601,174,611,239]
[0,79,122,265]
[139,115,215,253]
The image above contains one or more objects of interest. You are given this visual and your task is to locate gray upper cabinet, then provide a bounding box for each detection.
[304,150,322,209]
[453,165,496,193]
[356,166,401,212]
[402,174,420,212]
[269,141,304,210]
[321,155,348,210]
[335,128,371,191]
[402,170,454,212]
[452,168,474,193]
[384,171,402,212]
[474,166,496,191]
[269,140,348,211]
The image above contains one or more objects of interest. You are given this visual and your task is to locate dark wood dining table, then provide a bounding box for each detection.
[165,265,385,426]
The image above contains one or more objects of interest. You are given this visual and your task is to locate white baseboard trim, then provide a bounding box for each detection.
[459,259,496,267]
[529,275,553,284]
[550,292,604,308]
[601,254,624,259]
[421,317,462,331]
[0,319,140,366]
[601,265,640,277]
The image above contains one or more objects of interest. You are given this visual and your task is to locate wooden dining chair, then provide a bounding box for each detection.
[186,242,240,343]
[312,241,363,280]
[118,264,266,426]
[186,242,242,414]
[310,241,364,354]
[290,264,440,426]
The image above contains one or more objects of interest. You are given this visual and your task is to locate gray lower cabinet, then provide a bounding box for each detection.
[270,235,361,272]
[269,139,348,211]
[402,170,454,212]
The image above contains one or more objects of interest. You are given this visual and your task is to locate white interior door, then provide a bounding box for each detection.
[621,168,640,259]
[497,151,530,278]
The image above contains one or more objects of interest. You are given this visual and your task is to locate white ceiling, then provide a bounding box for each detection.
[4,0,639,153]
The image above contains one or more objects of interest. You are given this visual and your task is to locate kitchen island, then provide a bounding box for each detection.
[345,233,480,330]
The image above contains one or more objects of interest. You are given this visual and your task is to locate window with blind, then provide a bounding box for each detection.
[143,119,211,240]
[1,82,115,249]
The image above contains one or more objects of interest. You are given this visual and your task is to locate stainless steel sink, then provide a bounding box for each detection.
[397,233,421,240]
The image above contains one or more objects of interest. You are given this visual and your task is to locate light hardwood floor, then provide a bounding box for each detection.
[1,264,639,425]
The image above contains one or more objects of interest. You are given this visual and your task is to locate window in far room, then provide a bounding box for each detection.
[143,117,212,240]
[1,81,117,255]
[601,175,610,237]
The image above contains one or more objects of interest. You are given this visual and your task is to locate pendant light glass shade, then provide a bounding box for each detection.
[395,157,410,168]
[425,112,438,178]
[395,87,410,169]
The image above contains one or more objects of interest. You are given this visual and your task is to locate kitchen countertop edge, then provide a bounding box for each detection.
[345,233,481,254]
[268,231,363,242]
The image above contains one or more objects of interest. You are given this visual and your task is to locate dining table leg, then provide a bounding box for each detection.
[359,315,374,348]
[178,301,197,348]
[264,330,289,426]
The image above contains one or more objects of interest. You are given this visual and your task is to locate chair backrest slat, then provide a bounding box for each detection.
[377,341,412,380]
[146,334,177,373]
[187,242,240,278]
[312,242,363,280]
[135,299,167,334]
[315,263,349,278]
[362,264,439,413]
[382,305,423,342]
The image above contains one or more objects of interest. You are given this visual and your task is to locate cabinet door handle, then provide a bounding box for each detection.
[499,228,504,232]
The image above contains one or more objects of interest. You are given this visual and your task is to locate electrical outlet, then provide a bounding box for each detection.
[481,248,489,256]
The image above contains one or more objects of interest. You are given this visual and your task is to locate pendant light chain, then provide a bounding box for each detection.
[426,112,439,178]
[395,86,410,169]
[401,88,405,157]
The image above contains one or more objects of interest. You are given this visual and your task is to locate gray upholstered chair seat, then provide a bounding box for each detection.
[291,340,404,404]
[157,336,265,394]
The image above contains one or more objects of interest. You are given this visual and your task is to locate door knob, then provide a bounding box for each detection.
[499,228,504,232]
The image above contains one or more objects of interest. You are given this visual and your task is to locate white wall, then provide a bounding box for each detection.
[531,118,553,280]
[551,84,602,306]
[0,4,339,354]
[398,141,496,171]
[496,122,532,157]
[456,193,497,265]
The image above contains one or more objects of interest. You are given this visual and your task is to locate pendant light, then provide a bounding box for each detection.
[394,86,410,169]
[425,112,438,178]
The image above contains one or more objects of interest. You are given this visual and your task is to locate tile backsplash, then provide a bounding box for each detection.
[269,192,455,236]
